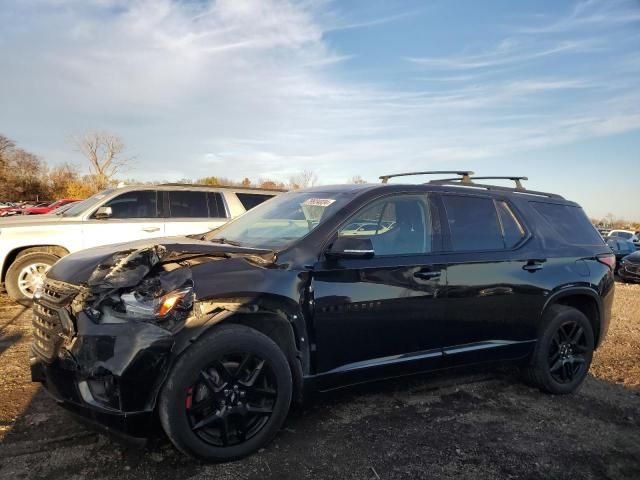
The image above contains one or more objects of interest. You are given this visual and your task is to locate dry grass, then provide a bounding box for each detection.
[591,281,640,389]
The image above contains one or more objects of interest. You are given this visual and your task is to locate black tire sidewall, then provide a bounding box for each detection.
[159,324,293,462]
[533,306,594,394]
[5,252,59,305]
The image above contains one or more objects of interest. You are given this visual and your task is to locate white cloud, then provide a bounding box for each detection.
[0,0,638,189]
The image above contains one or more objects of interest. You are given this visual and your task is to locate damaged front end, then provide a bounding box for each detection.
[30,245,211,437]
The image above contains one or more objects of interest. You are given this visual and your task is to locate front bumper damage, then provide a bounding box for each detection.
[30,240,300,438]
[29,243,226,438]
[30,303,175,438]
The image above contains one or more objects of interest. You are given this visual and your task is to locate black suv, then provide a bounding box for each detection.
[30,171,615,462]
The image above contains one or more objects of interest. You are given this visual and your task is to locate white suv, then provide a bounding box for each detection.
[0,184,279,303]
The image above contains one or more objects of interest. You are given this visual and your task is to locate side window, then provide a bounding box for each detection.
[338,194,431,255]
[100,191,157,219]
[442,195,503,251]
[531,202,604,246]
[168,191,208,218]
[496,201,525,248]
[236,193,274,211]
[207,192,228,218]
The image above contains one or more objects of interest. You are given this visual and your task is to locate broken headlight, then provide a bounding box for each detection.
[117,283,194,330]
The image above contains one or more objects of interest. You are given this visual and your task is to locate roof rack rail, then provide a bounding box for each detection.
[431,176,528,190]
[380,170,474,184]
[429,177,563,199]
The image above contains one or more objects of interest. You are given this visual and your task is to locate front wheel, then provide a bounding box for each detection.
[522,305,594,394]
[159,324,293,462]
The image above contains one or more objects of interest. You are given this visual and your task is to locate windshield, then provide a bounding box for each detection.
[204,191,355,249]
[61,189,115,217]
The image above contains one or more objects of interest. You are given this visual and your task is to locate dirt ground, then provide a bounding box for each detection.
[0,283,638,480]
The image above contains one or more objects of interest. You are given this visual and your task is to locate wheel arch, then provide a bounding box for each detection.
[2,245,70,282]
[172,295,309,404]
[542,287,603,348]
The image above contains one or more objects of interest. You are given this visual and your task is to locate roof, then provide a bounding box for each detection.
[111,183,283,194]
[296,177,572,204]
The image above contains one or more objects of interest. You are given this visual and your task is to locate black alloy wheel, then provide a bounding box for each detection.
[522,304,594,394]
[159,324,292,462]
[547,320,588,384]
[186,352,278,447]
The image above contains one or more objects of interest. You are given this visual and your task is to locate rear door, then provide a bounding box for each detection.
[311,193,448,383]
[81,190,165,248]
[163,190,229,237]
[437,193,542,364]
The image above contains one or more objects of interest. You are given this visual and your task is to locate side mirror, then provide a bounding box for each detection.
[326,236,375,259]
[94,206,113,219]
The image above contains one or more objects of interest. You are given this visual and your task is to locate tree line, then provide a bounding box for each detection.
[1,132,370,202]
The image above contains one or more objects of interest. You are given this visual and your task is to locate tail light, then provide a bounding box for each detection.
[597,253,616,271]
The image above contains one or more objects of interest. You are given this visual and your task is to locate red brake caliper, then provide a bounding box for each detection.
[185,387,193,410]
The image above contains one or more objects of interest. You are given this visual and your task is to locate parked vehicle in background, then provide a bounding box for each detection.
[607,229,639,250]
[21,199,80,215]
[605,237,636,272]
[0,203,23,217]
[617,250,640,283]
[0,184,281,304]
[30,171,614,462]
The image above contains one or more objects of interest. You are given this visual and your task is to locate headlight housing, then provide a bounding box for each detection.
[105,282,194,330]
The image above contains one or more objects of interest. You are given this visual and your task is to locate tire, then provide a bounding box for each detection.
[159,324,293,462]
[5,252,59,305]
[522,305,594,394]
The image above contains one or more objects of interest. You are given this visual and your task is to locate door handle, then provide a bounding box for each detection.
[523,260,545,272]
[142,226,160,233]
[414,270,441,280]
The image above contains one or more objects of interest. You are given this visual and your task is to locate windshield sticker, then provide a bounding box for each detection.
[302,198,336,207]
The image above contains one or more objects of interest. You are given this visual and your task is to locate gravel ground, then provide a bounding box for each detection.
[0,282,638,480]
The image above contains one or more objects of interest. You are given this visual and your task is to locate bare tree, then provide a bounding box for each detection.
[349,175,367,184]
[73,132,134,189]
[0,134,16,172]
[289,169,318,190]
[0,134,15,157]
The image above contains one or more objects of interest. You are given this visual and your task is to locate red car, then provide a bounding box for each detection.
[21,199,80,215]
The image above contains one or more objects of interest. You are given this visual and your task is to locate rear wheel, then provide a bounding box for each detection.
[522,305,594,394]
[159,324,292,462]
[5,252,59,305]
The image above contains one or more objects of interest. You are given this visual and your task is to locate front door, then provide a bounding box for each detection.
[311,193,447,384]
[82,190,165,249]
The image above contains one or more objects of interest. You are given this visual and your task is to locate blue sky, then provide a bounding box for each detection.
[1,0,639,219]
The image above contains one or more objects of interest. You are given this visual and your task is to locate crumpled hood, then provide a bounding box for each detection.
[47,236,274,286]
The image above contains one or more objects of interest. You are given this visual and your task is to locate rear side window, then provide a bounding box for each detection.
[531,202,603,246]
[442,195,504,251]
[236,193,274,211]
[496,201,526,248]
[168,191,208,218]
[207,192,228,218]
[101,191,157,218]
